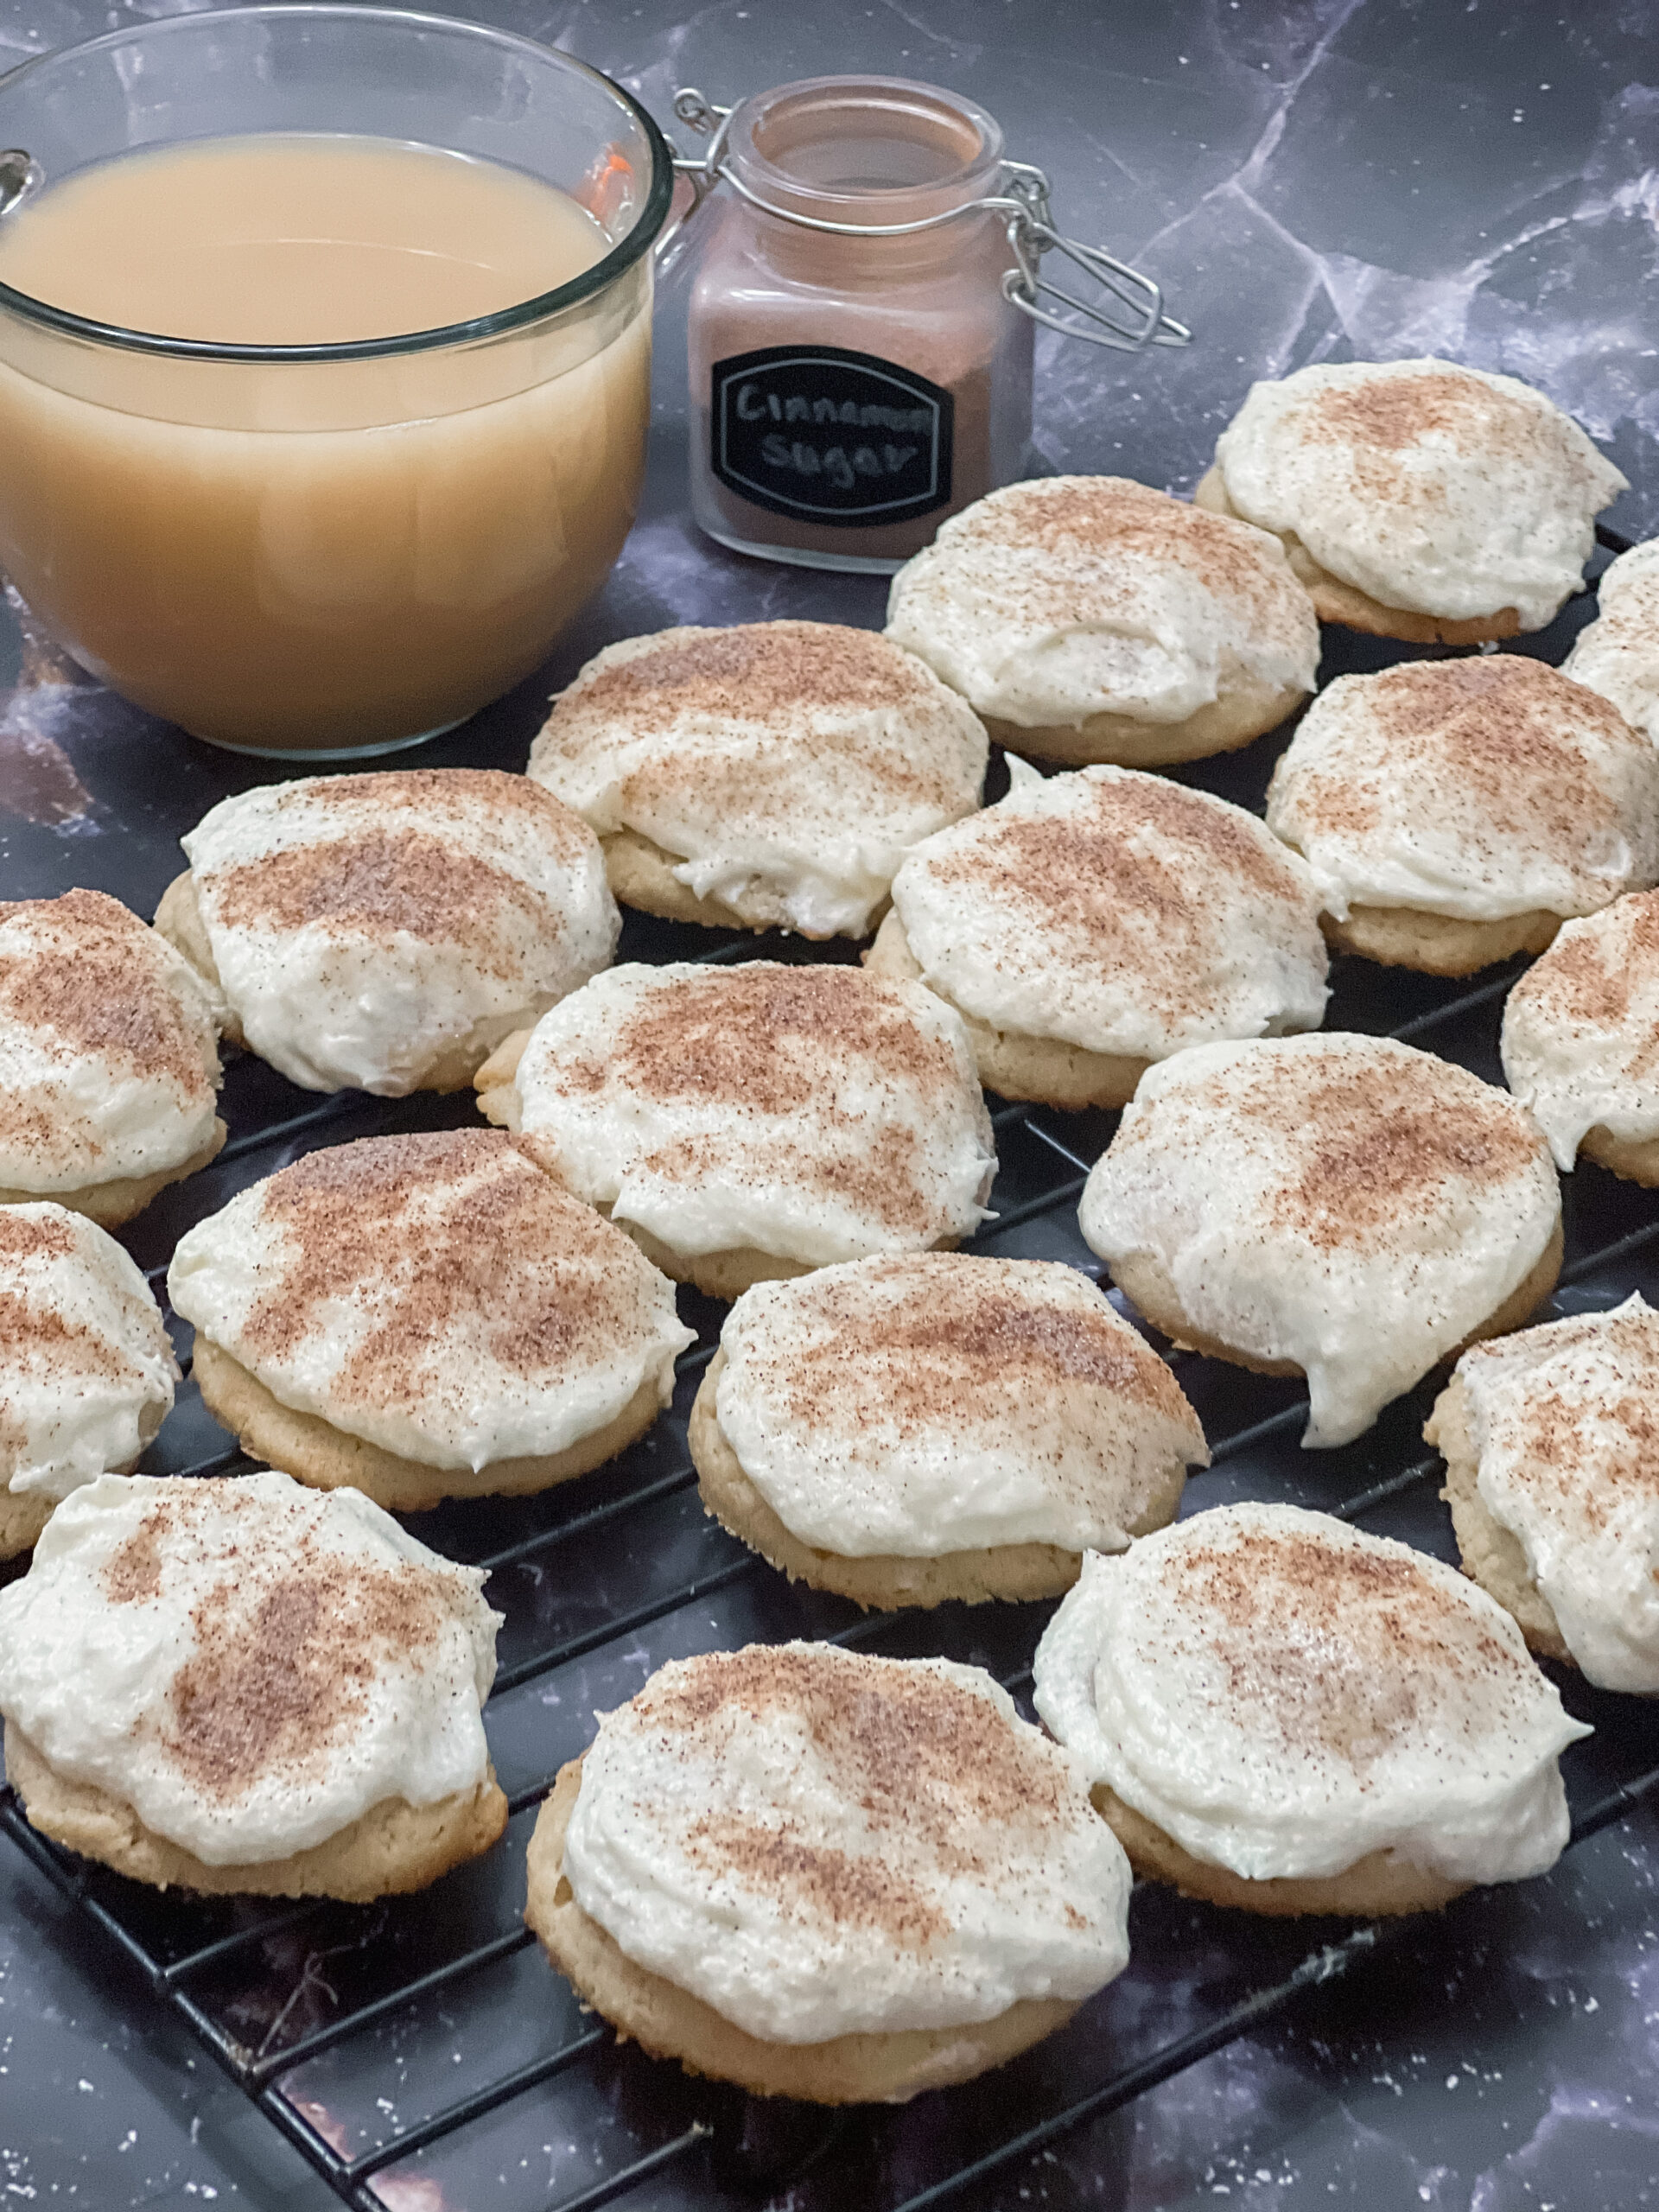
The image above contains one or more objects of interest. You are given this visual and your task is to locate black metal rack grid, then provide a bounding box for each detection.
[3,529,1656,2212]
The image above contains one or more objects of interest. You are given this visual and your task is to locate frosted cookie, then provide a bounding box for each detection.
[690,1254,1206,1607]
[1033,1502,1590,1916]
[525,1643,1131,2102]
[0,888,224,1227]
[168,1129,693,1512]
[0,1204,177,1561]
[1196,359,1626,642]
[0,1471,506,1898]
[475,962,995,1299]
[1427,1298,1659,1694]
[156,768,618,1096]
[868,760,1328,1108]
[884,476,1319,767]
[1079,1033,1562,1448]
[526,622,987,940]
[1501,890,1659,1182]
[1266,658,1659,975]
[1562,537,1659,743]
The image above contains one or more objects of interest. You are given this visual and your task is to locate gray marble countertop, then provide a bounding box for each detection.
[3,3,1658,2208]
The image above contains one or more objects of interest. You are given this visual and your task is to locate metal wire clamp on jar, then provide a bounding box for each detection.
[671,77,1190,574]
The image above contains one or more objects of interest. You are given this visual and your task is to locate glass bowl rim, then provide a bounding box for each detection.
[0,2,675,363]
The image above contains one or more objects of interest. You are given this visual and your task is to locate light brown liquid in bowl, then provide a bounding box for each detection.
[0,135,652,751]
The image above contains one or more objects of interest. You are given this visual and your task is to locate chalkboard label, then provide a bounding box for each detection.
[711,346,954,527]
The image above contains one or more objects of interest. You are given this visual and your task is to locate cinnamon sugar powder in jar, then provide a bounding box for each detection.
[679,76,1188,574]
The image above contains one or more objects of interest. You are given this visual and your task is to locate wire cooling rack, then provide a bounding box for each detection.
[4,527,1657,2212]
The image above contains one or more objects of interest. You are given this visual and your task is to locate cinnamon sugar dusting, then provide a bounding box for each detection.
[276,767,590,854]
[1513,888,1659,1035]
[238,1129,643,1414]
[609,964,959,1116]
[1268,654,1659,935]
[569,965,976,1236]
[526,626,985,936]
[641,1122,932,1234]
[772,1258,1186,1429]
[685,1813,950,1948]
[1303,658,1633,849]
[0,1287,129,1385]
[557,622,940,734]
[639,1645,1067,1899]
[0,888,215,1094]
[516,962,992,1258]
[0,1209,77,1264]
[1168,1526,1521,1761]
[104,1515,166,1605]
[163,1557,445,1802]
[1246,1058,1544,1251]
[586,720,940,816]
[1469,1306,1659,1507]
[562,1637,1129,2037]
[99,1483,460,1801]
[1298,367,1541,515]
[1526,929,1636,1033]
[931,772,1300,931]
[209,830,552,964]
[1527,1377,1659,1508]
[948,476,1305,628]
[1302,366,1497,454]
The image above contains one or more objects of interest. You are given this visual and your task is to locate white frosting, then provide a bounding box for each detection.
[1033,1503,1590,1886]
[0,1471,501,1865]
[510,963,995,1269]
[1214,359,1627,629]
[0,1205,176,1502]
[1078,1034,1561,1448]
[0,890,220,1196]
[713,1254,1207,1556]
[885,475,1319,731]
[1452,1296,1659,1694]
[183,769,619,1096]
[893,761,1328,1058]
[1266,658,1659,924]
[561,1643,1131,2042]
[527,624,987,940]
[1501,890,1659,1168]
[168,1129,692,1471]
[1563,538,1659,745]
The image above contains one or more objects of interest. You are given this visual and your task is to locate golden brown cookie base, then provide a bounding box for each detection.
[0,1122,228,1231]
[619,1223,966,1302]
[1193,467,1525,645]
[1090,1781,1467,1917]
[1425,1372,1573,1665]
[0,1487,54,1563]
[474,1028,531,1128]
[980,681,1304,769]
[524,1758,1080,2103]
[1579,1123,1659,1187]
[4,1722,507,1900]
[154,870,244,1048]
[866,912,1148,1110]
[689,1349,1177,1606]
[0,1436,151,1562]
[190,1338,664,1511]
[1109,1223,1564,1395]
[158,870,550,1096]
[603,830,883,943]
[1319,903,1561,977]
[617,1222,822,1300]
